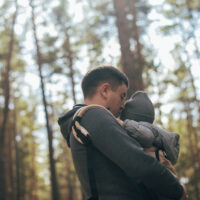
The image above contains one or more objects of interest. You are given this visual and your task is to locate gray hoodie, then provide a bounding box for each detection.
[58,104,183,200]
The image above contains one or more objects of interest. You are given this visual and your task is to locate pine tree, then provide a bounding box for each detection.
[29,0,60,199]
[0,1,18,199]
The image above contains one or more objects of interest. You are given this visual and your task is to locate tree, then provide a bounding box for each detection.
[81,0,151,97]
[158,1,200,197]
[51,0,79,104]
[113,0,143,97]
[0,1,18,199]
[29,0,60,199]
[162,50,200,199]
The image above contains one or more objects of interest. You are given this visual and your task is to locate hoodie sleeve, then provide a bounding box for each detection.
[81,108,183,200]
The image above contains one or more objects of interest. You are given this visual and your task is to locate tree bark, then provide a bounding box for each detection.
[57,14,77,105]
[128,0,143,67]
[184,0,200,151]
[29,1,60,200]
[185,107,200,200]
[13,101,21,200]
[0,1,18,199]
[30,121,38,200]
[180,32,200,167]
[66,149,74,200]
[7,126,15,200]
[15,139,21,200]
[64,31,77,104]
[113,0,144,98]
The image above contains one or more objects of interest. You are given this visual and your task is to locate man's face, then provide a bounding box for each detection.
[106,83,127,117]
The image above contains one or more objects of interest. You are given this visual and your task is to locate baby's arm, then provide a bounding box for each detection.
[121,119,155,148]
[149,124,180,165]
[120,119,180,165]
[120,119,179,177]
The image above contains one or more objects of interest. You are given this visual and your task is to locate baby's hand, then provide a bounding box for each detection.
[116,118,124,126]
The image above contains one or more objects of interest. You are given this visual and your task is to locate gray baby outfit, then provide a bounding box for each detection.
[121,91,180,165]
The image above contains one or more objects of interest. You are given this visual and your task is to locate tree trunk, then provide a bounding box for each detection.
[30,123,38,200]
[65,31,77,105]
[186,0,200,61]
[113,0,144,98]
[180,32,200,166]
[0,1,18,199]
[187,66,200,167]
[29,1,60,200]
[7,126,15,200]
[184,0,200,157]
[66,149,74,200]
[128,0,143,67]
[185,107,200,200]
[13,101,21,200]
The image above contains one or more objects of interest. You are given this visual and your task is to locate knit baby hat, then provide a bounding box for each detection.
[120,91,155,123]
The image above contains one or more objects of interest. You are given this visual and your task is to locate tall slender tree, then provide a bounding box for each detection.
[29,0,60,199]
[113,0,150,97]
[82,0,151,97]
[52,0,78,104]
[6,119,15,200]
[13,98,20,200]
[0,1,18,199]
[158,3,200,196]
[163,48,200,199]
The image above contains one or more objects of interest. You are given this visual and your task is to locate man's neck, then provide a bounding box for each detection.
[84,96,106,107]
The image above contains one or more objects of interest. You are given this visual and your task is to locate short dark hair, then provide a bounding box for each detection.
[81,65,129,98]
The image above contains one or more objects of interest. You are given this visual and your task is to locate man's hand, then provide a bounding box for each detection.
[180,184,189,200]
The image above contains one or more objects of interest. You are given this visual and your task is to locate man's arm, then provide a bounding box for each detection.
[81,108,183,200]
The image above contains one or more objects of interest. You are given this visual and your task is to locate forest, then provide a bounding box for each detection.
[0,0,199,199]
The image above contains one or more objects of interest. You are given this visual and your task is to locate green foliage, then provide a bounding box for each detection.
[167,114,200,199]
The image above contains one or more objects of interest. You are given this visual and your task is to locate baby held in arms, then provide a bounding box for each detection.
[119,91,180,178]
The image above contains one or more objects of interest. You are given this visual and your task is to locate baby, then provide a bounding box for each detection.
[66,90,183,199]
[119,91,180,199]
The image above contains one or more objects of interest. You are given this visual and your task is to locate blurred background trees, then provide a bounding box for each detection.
[0,0,199,199]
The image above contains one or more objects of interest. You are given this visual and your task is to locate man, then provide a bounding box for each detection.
[58,65,187,200]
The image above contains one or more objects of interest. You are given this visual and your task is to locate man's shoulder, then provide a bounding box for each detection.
[80,105,116,123]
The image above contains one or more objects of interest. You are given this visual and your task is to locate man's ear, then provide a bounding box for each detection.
[99,82,112,100]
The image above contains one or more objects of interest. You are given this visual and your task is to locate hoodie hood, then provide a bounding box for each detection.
[58,104,85,147]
